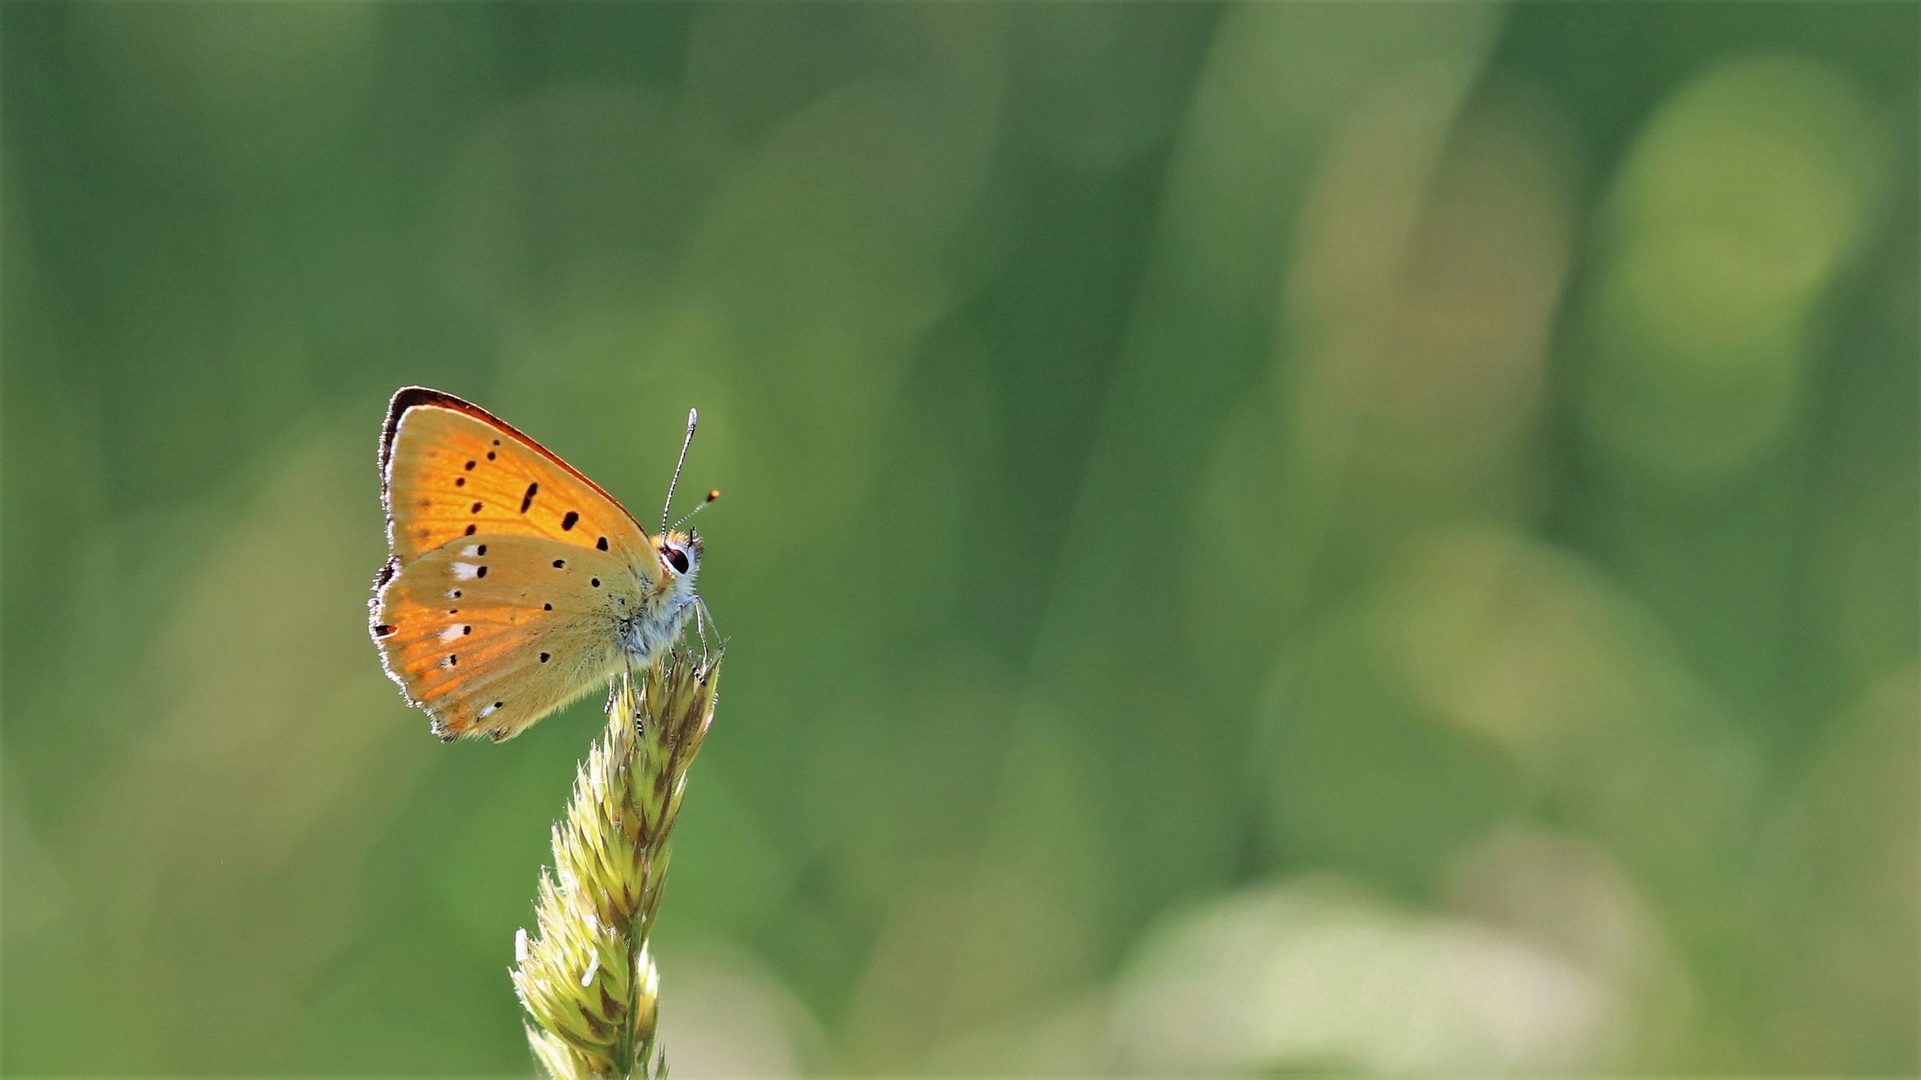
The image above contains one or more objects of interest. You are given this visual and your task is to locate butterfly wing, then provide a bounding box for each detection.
[379,386,659,572]
[371,533,646,741]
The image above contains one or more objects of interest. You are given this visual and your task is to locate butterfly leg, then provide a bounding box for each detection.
[695,599,727,675]
[686,597,718,661]
[665,596,708,668]
[622,655,642,738]
[695,596,722,645]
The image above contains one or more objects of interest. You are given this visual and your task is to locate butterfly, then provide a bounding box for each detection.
[369,387,717,742]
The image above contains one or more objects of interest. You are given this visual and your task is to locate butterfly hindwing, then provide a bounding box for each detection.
[380,387,658,574]
[371,533,645,741]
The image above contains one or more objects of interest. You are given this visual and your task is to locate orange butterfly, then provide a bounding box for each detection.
[369,387,716,742]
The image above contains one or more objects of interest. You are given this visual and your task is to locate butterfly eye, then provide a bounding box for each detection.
[665,546,689,574]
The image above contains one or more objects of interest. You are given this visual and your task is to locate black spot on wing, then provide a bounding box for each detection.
[373,624,396,637]
[553,559,565,568]
[540,652,550,663]
[561,511,578,531]
[520,482,538,513]
[465,524,476,535]
[597,536,609,551]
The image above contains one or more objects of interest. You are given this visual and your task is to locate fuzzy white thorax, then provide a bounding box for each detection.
[620,544,700,665]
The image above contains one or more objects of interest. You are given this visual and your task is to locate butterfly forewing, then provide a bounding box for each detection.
[373,534,643,741]
[381,389,656,572]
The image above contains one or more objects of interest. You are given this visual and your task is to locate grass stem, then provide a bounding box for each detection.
[511,651,722,1079]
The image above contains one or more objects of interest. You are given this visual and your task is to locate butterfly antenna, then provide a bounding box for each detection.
[661,408,698,537]
[669,489,720,533]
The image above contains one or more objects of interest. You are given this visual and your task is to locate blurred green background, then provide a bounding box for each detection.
[3,2,1915,1073]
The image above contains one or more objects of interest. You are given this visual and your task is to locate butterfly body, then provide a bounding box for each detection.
[369,387,708,742]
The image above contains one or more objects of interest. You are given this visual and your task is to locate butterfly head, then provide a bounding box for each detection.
[658,529,701,579]
[659,485,718,580]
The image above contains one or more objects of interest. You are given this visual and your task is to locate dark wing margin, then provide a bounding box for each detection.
[379,386,473,478]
